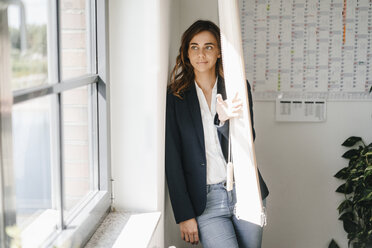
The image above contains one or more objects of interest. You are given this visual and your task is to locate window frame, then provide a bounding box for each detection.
[0,6,16,248]
[0,0,111,247]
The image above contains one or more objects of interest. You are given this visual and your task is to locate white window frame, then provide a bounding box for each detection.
[0,0,111,247]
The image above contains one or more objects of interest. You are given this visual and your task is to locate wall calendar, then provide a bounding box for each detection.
[240,0,372,101]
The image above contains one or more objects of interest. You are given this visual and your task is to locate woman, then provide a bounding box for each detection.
[165,20,269,248]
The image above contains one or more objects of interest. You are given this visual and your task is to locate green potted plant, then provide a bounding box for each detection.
[330,136,372,248]
[329,86,372,248]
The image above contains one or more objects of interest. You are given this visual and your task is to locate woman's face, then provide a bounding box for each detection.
[188,31,220,75]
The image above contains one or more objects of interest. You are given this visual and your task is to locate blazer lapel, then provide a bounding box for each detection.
[185,83,205,153]
[214,77,227,125]
[217,77,227,100]
[216,77,229,161]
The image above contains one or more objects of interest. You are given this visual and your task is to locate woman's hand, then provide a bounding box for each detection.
[216,92,243,123]
[179,218,199,245]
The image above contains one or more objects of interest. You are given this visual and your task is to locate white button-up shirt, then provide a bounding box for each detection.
[195,78,227,185]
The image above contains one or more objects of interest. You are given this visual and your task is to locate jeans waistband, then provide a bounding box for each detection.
[206,180,235,193]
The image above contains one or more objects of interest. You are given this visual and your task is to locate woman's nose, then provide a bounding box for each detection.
[197,49,206,57]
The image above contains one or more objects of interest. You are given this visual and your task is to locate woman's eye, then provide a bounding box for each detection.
[205,46,213,50]
[191,46,198,50]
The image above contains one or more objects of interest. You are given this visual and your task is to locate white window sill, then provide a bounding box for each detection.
[84,211,161,248]
[14,191,110,248]
[21,209,58,248]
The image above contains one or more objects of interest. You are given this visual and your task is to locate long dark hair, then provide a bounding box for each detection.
[169,20,224,99]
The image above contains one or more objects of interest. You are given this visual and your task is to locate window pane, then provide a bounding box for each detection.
[60,0,93,80]
[8,1,49,91]
[62,85,96,218]
[12,95,58,244]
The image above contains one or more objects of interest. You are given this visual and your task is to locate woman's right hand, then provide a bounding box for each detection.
[179,218,199,245]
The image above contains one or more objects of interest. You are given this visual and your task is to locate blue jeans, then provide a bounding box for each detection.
[196,182,265,248]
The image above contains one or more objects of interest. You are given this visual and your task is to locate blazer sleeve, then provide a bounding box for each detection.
[216,81,256,141]
[165,93,196,224]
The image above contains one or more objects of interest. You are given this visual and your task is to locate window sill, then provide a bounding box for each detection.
[21,209,58,248]
[45,190,111,248]
[17,190,110,248]
[84,211,161,248]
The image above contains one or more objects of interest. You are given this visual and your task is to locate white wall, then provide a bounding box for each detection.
[164,0,182,247]
[109,0,170,247]
[165,0,372,248]
[256,101,371,248]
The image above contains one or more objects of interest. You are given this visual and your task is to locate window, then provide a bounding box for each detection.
[8,0,49,91]
[0,0,110,247]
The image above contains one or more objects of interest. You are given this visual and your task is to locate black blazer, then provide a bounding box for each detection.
[165,77,269,224]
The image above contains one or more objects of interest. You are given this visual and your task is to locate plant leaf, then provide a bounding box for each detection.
[336,183,353,194]
[337,200,352,214]
[352,175,364,182]
[364,168,372,178]
[334,167,348,179]
[366,152,372,166]
[343,219,358,233]
[336,183,346,193]
[342,137,362,147]
[328,239,340,248]
[358,190,372,202]
[339,211,353,221]
[342,149,360,159]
